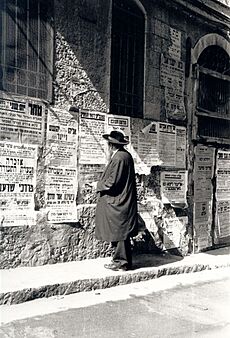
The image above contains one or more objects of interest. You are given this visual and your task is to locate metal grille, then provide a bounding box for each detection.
[110,0,144,117]
[198,73,229,117]
[198,116,230,139]
[0,0,53,101]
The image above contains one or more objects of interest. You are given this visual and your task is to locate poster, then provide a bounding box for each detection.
[194,145,214,202]
[216,150,230,201]
[45,108,78,167]
[137,122,161,168]
[168,27,181,60]
[217,200,230,238]
[45,108,78,222]
[106,114,131,141]
[0,94,45,145]
[160,55,185,120]
[158,122,176,166]
[79,110,106,164]
[163,216,187,249]
[160,170,187,205]
[0,141,37,226]
[176,126,186,168]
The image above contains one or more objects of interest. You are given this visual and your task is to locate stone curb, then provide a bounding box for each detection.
[1,261,230,305]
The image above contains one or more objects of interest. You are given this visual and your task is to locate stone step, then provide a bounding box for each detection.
[1,247,230,305]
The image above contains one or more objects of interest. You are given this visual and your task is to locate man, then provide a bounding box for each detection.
[95,130,138,271]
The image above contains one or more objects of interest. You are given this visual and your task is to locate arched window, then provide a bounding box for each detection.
[0,0,54,101]
[110,0,145,117]
[196,45,230,140]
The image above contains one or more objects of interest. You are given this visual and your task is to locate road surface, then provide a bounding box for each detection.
[1,268,230,337]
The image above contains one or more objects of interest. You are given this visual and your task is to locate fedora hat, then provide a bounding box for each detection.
[102,130,129,145]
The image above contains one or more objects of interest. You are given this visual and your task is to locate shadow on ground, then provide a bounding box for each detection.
[132,252,183,269]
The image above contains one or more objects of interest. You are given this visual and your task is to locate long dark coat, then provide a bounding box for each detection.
[95,148,138,242]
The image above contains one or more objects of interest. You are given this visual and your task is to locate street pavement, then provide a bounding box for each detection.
[0,246,230,305]
[0,267,230,337]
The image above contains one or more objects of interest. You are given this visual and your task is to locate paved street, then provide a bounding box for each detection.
[1,268,230,338]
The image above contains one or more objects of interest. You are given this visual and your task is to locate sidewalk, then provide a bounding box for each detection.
[1,246,230,305]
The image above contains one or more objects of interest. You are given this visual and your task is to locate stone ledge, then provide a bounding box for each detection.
[1,261,230,305]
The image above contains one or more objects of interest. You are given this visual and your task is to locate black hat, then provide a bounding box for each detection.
[102,130,129,145]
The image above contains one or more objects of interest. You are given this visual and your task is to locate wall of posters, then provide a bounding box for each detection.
[0,141,37,226]
[45,108,78,222]
[0,94,45,145]
[79,110,106,164]
[160,170,187,205]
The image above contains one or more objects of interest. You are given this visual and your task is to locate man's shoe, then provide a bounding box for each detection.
[104,263,128,271]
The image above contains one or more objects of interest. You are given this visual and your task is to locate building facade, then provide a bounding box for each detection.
[0,0,229,268]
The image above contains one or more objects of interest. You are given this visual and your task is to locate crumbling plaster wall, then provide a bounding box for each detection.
[1,0,219,269]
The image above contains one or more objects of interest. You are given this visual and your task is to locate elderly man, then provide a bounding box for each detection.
[95,130,138,271]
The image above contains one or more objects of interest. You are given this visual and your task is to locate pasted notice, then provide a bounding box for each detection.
[216,150,230,201]
[0,141,37,226]
[160,170,187,205]
[168,27,181,60]
[45,108,78,167]
[217,200,230,238]
[176,126,186,168]
[138,122,160,168]
[45,108,78,222]
[158,122,176,167]
[194,145,214,202]
[163,216,187,249]
[45,167,78,223]
[194,200,212,251]
[0,95,45,145]
[79,111,106,164]
[107,114,130,140]
[160,54,185,120]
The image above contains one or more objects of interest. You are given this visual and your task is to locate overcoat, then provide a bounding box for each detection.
[95,148,138,242]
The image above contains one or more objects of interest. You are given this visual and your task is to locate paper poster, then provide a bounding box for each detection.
[176,126,186,168]
[79,110,106,164]
[0,141,37,226]
[216,150,230,201]
[45,108,78,167]
[137,122,161,168]
[168,27,181,60]
[217,200,230,238]
[194,145,214,202]
[194,200,212,251]
[161,170,187,204]
[0,94,45,145]
[44,108,78,222]
[45,167,78,223]
[106,114,131,141]
[160,55,185,120]
[163,216,187,249]
[158,122,176,166]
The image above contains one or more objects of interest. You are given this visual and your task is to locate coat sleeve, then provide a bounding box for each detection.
[96,157,125,193]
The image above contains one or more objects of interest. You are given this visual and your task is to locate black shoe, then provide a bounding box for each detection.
[104,263,129,271]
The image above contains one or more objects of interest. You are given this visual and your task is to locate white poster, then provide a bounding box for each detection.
[194,145,214,202]
[158,122,176,167]
[0,141,37,226]
[161,170,187,205]
[163,216,187,249]
[45,108,78,222]
[45,108,78,167]
[217,200,230,238]
[168,27,181,60]
[106,114,131,141]
[176,126,186,168]
[137,122,160,168]
[0,94,45,145]
[79,111,106,164]
[216,150,230,201]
